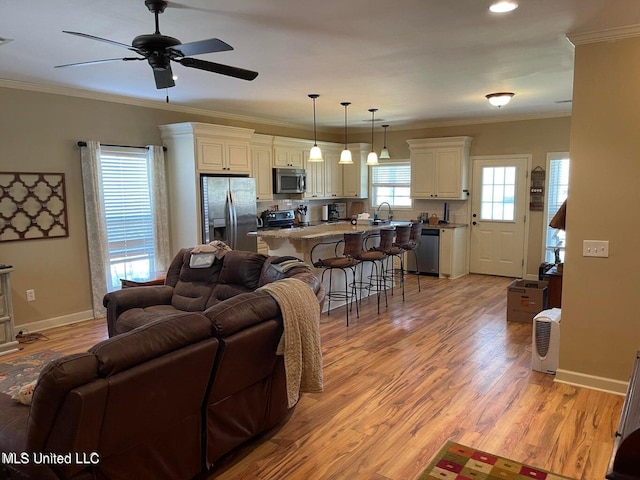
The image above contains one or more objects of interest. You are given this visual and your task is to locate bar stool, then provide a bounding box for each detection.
[399,222,422,292]
[354,229,393,313]
[385,224,411,301]
[310,231,363,326]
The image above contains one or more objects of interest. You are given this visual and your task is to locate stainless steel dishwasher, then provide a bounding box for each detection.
[406,228,439,276]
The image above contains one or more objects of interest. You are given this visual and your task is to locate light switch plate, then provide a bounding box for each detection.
[583,240,609,258]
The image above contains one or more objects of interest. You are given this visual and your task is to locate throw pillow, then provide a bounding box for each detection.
[11,380,37,406]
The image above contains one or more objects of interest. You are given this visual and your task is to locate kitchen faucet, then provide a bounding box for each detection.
[376,202,393,221]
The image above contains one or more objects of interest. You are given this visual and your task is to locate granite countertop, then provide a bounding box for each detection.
[251,221,410,241]
[422,223,468,229]
[250,220,467,241]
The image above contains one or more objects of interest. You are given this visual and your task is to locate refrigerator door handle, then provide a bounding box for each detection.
[227,190,237,248]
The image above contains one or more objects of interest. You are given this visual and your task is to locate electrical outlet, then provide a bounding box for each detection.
[583,240,609,258]
[26,289,35,302]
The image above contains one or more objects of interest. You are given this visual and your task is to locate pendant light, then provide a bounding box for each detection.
[308,94,323,162]
[339,102,353,164]
[366,108,379,166]
[379,124,391,159]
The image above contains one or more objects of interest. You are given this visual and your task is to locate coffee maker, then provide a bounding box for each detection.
[327,204,340,222]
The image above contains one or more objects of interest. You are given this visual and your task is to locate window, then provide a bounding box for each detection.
[100,146,155,290]
[479,166,516,221]
[370,161,412,208]
[544,153,570,264]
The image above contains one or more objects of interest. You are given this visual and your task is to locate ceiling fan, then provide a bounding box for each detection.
[55,0,258,89]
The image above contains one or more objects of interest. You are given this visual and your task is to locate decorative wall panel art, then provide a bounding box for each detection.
[0,172,69,242]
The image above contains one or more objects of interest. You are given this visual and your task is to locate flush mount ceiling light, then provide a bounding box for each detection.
[379,124,391,159]
[486,92,515,107]
[489,1,518,13]
[308,94,323,162]
[339,102,353,165]
[366,108,379,166]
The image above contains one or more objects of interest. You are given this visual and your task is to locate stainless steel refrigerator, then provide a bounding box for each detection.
[201,176,257,252]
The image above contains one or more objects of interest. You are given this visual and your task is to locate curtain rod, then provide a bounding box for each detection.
[77,141,167,151]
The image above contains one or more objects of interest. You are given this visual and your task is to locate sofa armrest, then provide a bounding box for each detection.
[202,291,280,338]
[103,285,174,337]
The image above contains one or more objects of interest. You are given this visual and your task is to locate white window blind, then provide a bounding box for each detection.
[100,146,155,290]
[371,161,412,208]
[544,153,570,263]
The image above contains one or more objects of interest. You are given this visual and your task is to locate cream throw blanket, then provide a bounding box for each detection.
[258,278,323,407]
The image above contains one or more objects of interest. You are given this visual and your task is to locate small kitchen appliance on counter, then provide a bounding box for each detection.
[327,202,347,222]
[260,209,295,228]
[296,205,309,226]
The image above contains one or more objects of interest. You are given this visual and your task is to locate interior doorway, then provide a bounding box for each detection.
[469,155,530,277]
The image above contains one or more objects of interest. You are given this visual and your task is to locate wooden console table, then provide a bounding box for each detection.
[544,265,563,308]
[0,267,20,356]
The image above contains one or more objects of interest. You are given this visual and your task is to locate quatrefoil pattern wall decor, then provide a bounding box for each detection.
[0,172,69,242]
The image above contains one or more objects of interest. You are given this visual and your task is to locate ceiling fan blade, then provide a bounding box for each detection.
[169,38,233,57]
[55,57,144,68]
[154,67,175,89]
[63,31,135,51]
[178,57,258,81]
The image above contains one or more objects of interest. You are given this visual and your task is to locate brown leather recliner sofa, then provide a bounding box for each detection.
[0,249,324,480]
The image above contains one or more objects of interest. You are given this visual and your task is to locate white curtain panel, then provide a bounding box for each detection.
[80,141,108,319]
[147,145,171,274]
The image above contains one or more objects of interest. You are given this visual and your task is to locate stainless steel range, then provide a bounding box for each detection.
[260,209,295,228]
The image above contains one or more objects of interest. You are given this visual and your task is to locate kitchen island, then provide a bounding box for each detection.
[251,221,408,313]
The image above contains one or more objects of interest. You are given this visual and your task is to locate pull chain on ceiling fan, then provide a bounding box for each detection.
[55,0,258,89]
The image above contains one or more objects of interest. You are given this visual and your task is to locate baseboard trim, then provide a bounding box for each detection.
[16,310,95,334]
[555,368,628,395]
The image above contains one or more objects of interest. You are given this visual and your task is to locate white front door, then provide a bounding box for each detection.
[469,155,530,277]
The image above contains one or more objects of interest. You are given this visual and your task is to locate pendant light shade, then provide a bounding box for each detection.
[366,108,379,166]
[379,124,391,159]
[339,101,353,164]
[308,94,323,162]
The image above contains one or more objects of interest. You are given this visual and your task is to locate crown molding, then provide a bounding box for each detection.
[0,77,571,133]
[568,24,640,46]
[0,78,305,131]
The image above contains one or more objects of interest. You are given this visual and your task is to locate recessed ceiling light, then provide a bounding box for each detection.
[489,1,518,13]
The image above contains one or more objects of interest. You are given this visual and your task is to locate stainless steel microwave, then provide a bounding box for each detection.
[273,168,306,194]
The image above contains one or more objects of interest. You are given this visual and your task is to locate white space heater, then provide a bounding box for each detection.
[531,308,561,374]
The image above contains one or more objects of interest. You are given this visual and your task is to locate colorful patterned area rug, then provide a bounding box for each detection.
[0,350,63,396]
[419,440,574,480]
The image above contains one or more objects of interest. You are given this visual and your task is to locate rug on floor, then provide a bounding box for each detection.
[418,440,574,480]
[0,350,64,396]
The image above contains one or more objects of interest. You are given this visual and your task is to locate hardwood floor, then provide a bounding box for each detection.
[4,274,623,479]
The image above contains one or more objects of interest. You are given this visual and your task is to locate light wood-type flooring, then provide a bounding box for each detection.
[4,274,624,480]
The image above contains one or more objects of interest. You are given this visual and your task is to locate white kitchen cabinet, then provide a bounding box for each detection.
[273,137,306,168]
[323,144,343,199]
[342,143,369,198]
[159,122,255,250]
[439,226,468,279]
[304,150,325,199]
[251,134,273,201]
[197,138,251,174]
[407,136,472,200]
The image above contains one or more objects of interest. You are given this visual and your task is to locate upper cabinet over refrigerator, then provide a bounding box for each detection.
[159,122,256,252]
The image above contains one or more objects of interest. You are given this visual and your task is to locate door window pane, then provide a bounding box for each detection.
[479,166,516,221]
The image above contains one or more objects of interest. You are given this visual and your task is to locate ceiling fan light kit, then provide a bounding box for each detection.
[55,0,258,90]
[308,94,323,163]
[486,92,515,107]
